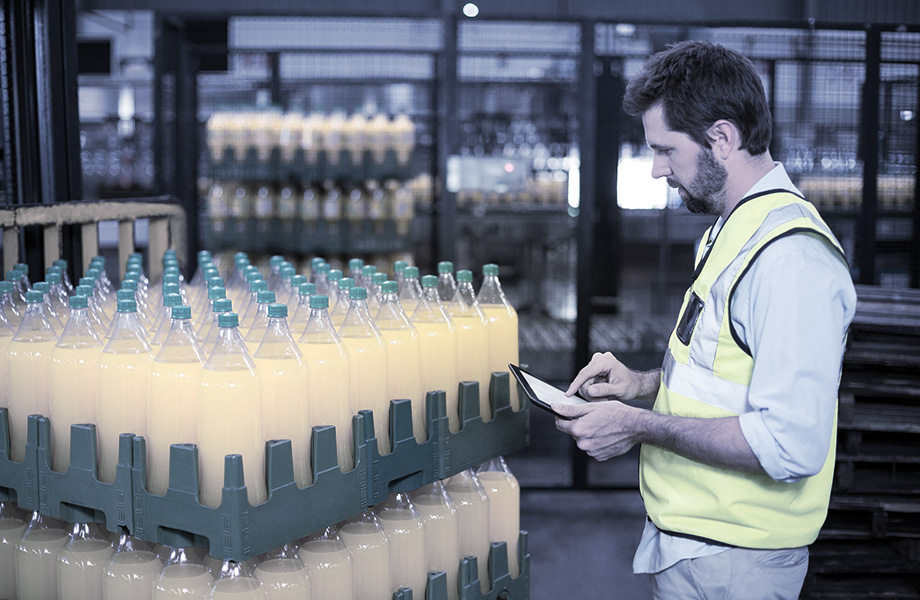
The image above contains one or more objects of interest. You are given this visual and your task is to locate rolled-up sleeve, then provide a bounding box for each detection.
[732,234,856,483]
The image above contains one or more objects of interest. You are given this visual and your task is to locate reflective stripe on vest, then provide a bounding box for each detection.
[641,189,845,549]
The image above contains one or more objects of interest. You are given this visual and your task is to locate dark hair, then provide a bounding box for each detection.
[622,40,772,155]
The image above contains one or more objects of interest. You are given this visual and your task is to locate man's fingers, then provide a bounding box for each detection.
[551,401,591,418]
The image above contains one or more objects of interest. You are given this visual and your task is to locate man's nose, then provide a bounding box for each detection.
[650,155,670,179]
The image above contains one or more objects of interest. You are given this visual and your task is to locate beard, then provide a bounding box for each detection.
[668,147,728,215]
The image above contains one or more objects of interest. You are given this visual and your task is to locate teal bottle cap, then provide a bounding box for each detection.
[207,276,224,288]
[123,271,140,283]
[280,261,293,270]
[349,286,367,300]
[54,259,68,269]
[250,280,268,293]
[25,290,43,303]
[163,275,180,285]
[171,305,192,320]
[372,272,387,285]
[394,260,408,272]
[33,282,50,294]
[162,282,180,297]
[218,312,239,328]
[268,303,288,318]
[208,286,226,300]
[457,269,473,283]
[483,263,499,276]
[163,293,182,307]
[46,272,62,284]
[86,267,101,277]
[14,263,28,274]
[6,270,19,281]
[316,263,330,275]
[362,265,378,276]
[69,295,88,309]
[121,279,138,291]
[339,277,354,291]
[310,295,329,309]
[0,281,13,293]
[246,272,263,283]
[381,281,398,294]
[421,275,438,288]
[163,266,179,277]
[311,257,326,269]
[117,299,138,313]
[46,265,62,275]
[270,255,285,267]
[213,298,232,313]
[281,266,296,279]
[404,266,419,278]
[329,270,343,283]
[130,251,144,260]
[257,290,276,303]
[349,258,364,271]
[116,289,134,302]
[234,251,248,261]
[438,261,454,274]
[78,277,94,287]
[291,274,308,287]
[75,284,93,297]
[244,265,259,275]
[90,255,105,264]
[299,282,316,296]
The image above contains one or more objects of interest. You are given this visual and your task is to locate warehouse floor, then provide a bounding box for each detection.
[521,489,653,599]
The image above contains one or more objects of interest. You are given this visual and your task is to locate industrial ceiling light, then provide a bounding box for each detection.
[462,3,480,18]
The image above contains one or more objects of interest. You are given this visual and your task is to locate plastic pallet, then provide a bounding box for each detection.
[0,373,529,561]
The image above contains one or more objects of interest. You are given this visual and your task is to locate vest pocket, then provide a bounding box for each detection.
[676,291,705,345]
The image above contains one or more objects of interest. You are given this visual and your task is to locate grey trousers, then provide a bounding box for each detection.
[651,546,809,600]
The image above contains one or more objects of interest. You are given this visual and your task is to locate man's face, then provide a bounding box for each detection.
[642,104,727,215]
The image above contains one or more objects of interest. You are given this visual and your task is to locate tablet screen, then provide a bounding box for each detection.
[509,364,587,418]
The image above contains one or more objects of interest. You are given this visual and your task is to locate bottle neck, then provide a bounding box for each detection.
[58,307,102,347]
[13,303,57,341]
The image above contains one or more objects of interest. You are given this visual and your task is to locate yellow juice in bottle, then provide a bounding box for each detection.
[476,458,520,578]
[445,470,491,592]
[6,338,57,462]
[252,543,311,600]
[16,527,69,598]
[413,319,458,430]
[57,537,114,600]
[0,507,27,600]
[103,547,163,599]
[477,264,520,410]
[411,482,460,600]
[339,512,391,600]
[153,563,214,599]
[375,494,427,596]
[298,527,355,600]
[449,270,493,421]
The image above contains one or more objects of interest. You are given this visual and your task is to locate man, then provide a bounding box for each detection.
[553,40,857,599]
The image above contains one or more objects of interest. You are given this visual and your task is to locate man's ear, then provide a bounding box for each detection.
[707,120,738,160]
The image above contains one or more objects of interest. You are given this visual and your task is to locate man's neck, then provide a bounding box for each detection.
[719,152,776,219]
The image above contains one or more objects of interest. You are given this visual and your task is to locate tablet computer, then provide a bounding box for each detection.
[509,363,588,419]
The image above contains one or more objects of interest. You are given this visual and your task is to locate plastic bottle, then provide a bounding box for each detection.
[123,278,155,331]
[374,281,425,443]
[337,286,390,454]
[286,274,308,308]
[96,298,154,483]
[6,268,27,309]
[150,292,187,348]
[6,290,59,462]
[56,521,114,600]
[360,265,378,290]
[103,535,163,600]
[75,281,109,331]
[266,255,286,293]
[152,546,213,600]
[437,261,458,303]
[208,560,265,600]
[147,304,206,496]
[253,303,311,489]
[200,297,233,357]
[298,526,355,600]
[16,512,68,599]
[328,277,353,328]
[0,502,27,600]
[152,282,182,335]
[244,289,276,356]
[374,493,427,596]
[411,481,460,600]
[448,270,493,421]
[49,295,104,473]
[0,279,23,328]
[33,281,65,332]
[411,275,460,432]
[444,469,491,592]
[197,312,266,508]
[13,262,32,291]
[311,263,331,298]
[46,271,71,320]
[253,542,311,600]
[276,265,296,308]
[477,264,520,410]
[347,258,364,283]
[398,266,422,315]
[195,286,227,339]
[339,509,392,600]
[288,282,316,338]
[366,272,385,316]
[0,304,13,409]
[226,253,251,307]
[476,456,521,577]
[392,261,408,292]
[297,295,353,472]
[53,259,75,295]
[240,280,268,332]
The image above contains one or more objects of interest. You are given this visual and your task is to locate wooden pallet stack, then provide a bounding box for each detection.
[802,285,920,599]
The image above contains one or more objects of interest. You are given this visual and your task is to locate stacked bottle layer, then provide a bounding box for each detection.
[0,252,519,511]
[0,458,523,600]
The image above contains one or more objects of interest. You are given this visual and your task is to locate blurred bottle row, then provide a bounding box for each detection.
[0,457,521,600]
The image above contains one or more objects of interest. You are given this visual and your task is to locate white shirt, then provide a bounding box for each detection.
[633,163,858,574]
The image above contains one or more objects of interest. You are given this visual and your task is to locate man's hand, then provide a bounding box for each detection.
[552,400,644,461]
[565,352,660,402]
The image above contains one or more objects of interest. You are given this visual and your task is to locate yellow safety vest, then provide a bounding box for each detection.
[641,189,847,549]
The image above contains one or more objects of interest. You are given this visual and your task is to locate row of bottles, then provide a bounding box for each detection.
[206,110,415,166]
[0,458,519,600]
[1,251,519,511]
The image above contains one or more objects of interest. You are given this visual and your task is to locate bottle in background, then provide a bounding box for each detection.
[200,297,233,357]
[360,265,378,290]
[46,271,71,322]
[57,521,114,600]
[195,286,227,339]
[243,289,276,356]
[253,303,311,489]
[444,469,491,592]
[375,492,427,597]
[339,509,392,600]
[0,302,13,409]
[0,502,27,600]
[311,263,331,298]
[266,255,286,293]
[328,277,353,328]
[288,282,316,338]
[297,295,353,472]
[253,542,311,600]
[448,270,493,421]
[374,280,425,443]
[347,258,364,284]
[275,265,296,307]
[411,481,460,600]
[338,286,390,454]
[6,290,59,462]
[437,261,458,303]
[96,298,153,483]
[75,282,109,332]
[392,261,408,293]
[208,560,265,599]
[15,512,68,600]
[0,279,23,328]
[240,280,268,331]
[147,304,206,496]
[298,525,355,600]
[366,272,386,316]
[153,282,182,335]
[103,535,163,600]
[197,312,266,508]
[398,266,421,315]
[49,295,104,473]
[286,275,308,308]
[150,292,187,348]
[476,456,521,577]
[411,275,459,432]
[476,264,520,410]
[53,259,75,295]
[152,546,213,600]
[33,281,65,332]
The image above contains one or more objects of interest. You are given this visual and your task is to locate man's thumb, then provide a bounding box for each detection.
[551,401,589,417]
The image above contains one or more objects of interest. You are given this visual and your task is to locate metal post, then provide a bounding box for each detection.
[858,26,881,285]
[435,6,458,265]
